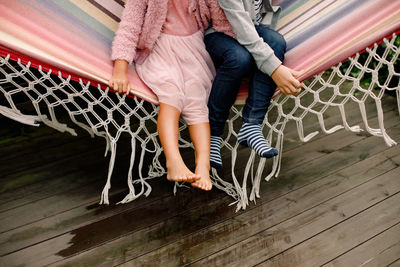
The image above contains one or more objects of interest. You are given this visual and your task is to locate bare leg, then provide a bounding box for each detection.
[158,103,200,183]
[189,122,212,191]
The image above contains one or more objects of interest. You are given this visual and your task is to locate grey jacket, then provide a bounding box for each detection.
[208,0,282,76]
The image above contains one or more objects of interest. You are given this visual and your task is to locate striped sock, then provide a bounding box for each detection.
[237,123,278,158]
[210,135,223,169]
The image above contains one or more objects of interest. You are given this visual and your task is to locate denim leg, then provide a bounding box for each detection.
[205,32,254,136]
[242,26,287,124]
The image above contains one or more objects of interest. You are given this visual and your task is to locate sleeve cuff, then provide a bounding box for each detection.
[111,45,134,64]
[260,55,282,76]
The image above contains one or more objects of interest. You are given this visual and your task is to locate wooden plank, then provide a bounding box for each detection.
[0,114,157,207]
[0,98,396,266]
[257,191,400,266]
[0,131,107,179]
[0,129,197,232]
[0,111,98,158]
[2,111,397,260]
[50,131,400,267]
[0,154,133,213]
[0,188,229,266]
[0,179,225,255]
[0,131,161,232]
[0,139,110,197]
[0,165,173,233]
[388,259,400,267]
[0,154,118,212]
[0,121,61,157]
[189,167,400,266]
[125,155,400,267]
[323,223,400,267]
[0,132,139,211]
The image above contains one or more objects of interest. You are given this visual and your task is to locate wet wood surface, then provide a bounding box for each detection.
[0,94,399,267]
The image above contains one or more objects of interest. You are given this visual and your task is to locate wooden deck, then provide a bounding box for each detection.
[0,94,399,267]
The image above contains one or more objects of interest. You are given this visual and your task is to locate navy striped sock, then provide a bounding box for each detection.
[210,135,223,169]
[237,123,278,158]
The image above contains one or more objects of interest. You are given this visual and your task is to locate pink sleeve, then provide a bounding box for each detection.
[207,0,235,38]
[111,0,147,63]
[197,0,210,31]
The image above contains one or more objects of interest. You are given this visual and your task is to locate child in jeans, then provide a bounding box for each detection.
[204,0,303,168]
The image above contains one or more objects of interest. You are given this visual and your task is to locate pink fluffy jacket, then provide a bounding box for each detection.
[111,0,234,65]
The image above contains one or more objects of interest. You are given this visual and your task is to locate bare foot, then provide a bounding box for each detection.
[166,160,200,183]
[192,164,212,191]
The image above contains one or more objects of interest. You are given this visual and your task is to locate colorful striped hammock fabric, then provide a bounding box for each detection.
[0,0,399,104]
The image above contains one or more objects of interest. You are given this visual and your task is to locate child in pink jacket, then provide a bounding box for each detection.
[109,0,219,191]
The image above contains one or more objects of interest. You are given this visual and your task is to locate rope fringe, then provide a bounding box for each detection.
[1,34,399,210]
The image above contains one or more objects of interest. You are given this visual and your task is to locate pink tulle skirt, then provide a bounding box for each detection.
[136,31,215,125]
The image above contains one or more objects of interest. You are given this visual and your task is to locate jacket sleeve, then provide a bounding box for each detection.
[217,0,281,76]
[111,0,146,63]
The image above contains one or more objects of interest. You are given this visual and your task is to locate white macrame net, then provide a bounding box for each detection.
[1,33,399,211]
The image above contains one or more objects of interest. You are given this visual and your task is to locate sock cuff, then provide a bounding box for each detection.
[242,122,262,128]
[211,135,223,142]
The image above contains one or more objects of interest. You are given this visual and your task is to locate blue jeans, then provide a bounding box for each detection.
[205,26,286,136]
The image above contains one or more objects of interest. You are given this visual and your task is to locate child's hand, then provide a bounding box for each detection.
[109,73,131,95]
[271,65,303,95]
[109,60,131,95]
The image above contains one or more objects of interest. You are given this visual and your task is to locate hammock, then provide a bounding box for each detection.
[1,0,399,210]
